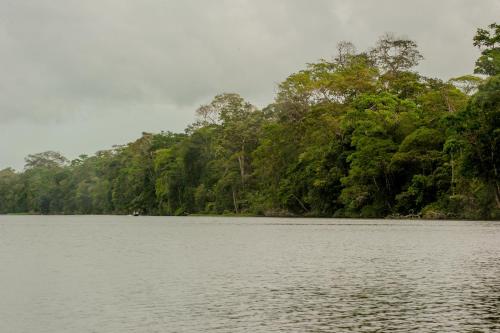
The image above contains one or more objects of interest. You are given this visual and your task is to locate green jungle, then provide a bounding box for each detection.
[1,23,499,219]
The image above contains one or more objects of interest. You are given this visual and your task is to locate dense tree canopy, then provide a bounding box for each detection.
[1,24,498,219]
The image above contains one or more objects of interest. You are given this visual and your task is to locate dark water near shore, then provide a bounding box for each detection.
[0,216,499,332]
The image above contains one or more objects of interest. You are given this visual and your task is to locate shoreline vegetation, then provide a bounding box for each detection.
[1,24,499,220]
[1,213,494,223]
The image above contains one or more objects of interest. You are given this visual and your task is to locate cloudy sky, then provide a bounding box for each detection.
[1,0,498,169]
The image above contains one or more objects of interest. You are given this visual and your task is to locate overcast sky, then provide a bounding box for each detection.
[1,0,499,169]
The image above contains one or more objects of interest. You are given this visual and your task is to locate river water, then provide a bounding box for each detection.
[0,216,499,332]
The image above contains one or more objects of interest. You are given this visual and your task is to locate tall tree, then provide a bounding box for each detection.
[473,23,500,76]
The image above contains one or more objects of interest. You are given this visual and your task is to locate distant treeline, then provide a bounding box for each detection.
[1,24,499,219]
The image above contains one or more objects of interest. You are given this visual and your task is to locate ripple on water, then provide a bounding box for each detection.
[0,216,499,332]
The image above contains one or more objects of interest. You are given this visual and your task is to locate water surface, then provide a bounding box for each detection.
[0,216,499,332]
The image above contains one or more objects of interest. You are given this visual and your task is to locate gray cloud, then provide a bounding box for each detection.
[1,0,499,169]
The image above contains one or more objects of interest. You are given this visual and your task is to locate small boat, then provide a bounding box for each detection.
[132,211,140,216]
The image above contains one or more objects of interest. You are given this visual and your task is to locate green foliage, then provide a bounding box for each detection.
[473,23,500,76]
[1,24,498,219]
[449,75,484,95]
[0,168,24,213]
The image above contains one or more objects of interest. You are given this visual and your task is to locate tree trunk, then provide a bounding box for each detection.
[492,149,499,208]
[237,155,245,185]
[238,141,246,186]
[232,189,239,214]
[495,180,500,209]
[292,194,309,213]
[451,152,455,196]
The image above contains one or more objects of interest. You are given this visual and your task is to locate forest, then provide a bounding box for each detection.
[0,23,498,219]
